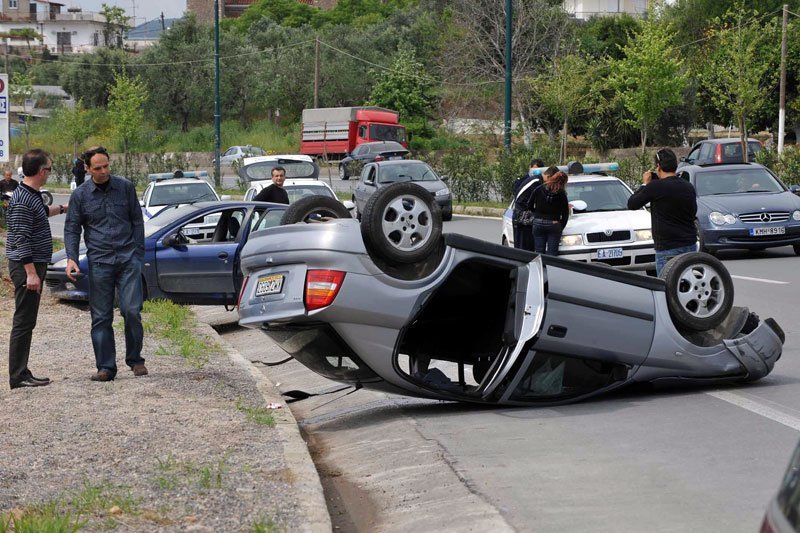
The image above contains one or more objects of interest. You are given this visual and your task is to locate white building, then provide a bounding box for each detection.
[563,0,649,20]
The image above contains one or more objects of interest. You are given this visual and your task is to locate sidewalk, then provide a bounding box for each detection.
[0,280,329,530]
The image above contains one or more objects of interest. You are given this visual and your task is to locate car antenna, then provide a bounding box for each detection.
[281,384,362,405]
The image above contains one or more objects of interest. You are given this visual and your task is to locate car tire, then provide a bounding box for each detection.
[41,190,53,206]
[361,182,443,265]
[793,244,800,256]
[280,195,352,225]
[659,252,734,332]
[339,164,349,180]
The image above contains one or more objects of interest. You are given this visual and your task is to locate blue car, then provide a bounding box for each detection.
[47,201,288,305]
[678,163,800,255]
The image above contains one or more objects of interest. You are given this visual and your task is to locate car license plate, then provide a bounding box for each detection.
[750,226,785,236]
[597,248,623,259]
[388,156,403,160]
[183,227,200,236]
[255,274,284,296]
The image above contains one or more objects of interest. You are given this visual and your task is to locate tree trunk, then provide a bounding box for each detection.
[739,114,747,163]
[181,112,189,133]
[640,128,647,155]
[561,113,568,165]
[707,122,715,139]
[519,110,532,149]
[793,121,800,145]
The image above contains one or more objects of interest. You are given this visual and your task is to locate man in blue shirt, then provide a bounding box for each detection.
[64,146,147,382]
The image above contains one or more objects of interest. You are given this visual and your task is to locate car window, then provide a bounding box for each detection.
[686,146,700,162]
[699,143,715,162]
[244,188,255,201]
[378,163,438,184]
[251,209,285,233]
[694,168,785,196]
[142,184,152,203]
[358,125,367,138]
[242,161,317,181]
[369,125,406,143]
[354,146,366,156]
[366,167,376,184]
[145,204,204,237]
[566,180,632,212]
[284,185,335,203]
[149,182,218,207]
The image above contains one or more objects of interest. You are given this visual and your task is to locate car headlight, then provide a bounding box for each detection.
[634,229,652,241]
[435,187,450,197]
[709,211,736,225]
[793,210,800,221]
[560,234,583,247]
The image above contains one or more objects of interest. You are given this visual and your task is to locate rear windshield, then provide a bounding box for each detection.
[242,161,318,181]
[150,182,217,206]
[378,163,439,184]
[694,168,785,196]
[369,124,406,144]
[719,141,762,161]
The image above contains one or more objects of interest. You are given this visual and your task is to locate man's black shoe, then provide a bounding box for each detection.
[10,378,52,390]
[29,375,50,383]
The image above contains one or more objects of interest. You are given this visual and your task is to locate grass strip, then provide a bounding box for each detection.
[141,299,220,368]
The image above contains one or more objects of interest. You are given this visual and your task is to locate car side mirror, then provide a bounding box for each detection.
[790,184,800,195]
[220,195,231,200]
[162,232,188,247]
[440,175,449,182]
[570,200,588,212]
[679,156,686,162]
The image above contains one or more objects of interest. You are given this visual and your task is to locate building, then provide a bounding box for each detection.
[187,0,336,24]
[125,16,178,50]
[563,0,648,20]
[0,2,113,54]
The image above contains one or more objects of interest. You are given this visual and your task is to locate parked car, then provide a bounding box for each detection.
[502,165,655,272]
[338,141,409,180]
[237,154,320,182]
[237,184,784,406]
[244,178,355,215]
[352,159,452,221]
[141,172,228,219]
[677,163,800,255]
[679,138,762,167]
[762,438,800,533]
[214,145,265,166]
[46,201,290,305]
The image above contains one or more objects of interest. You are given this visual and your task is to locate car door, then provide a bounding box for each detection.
[355,164,378,211]
[154,207,247,305]
[683,144,701,166]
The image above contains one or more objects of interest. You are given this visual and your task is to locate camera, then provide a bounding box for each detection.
[649,171,658,181]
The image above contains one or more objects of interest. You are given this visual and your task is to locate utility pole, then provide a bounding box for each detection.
[313,37,320,108]
[503,0,512,152]
[160,12,165,31]
[778,4,788,154]
[213,0,221,186]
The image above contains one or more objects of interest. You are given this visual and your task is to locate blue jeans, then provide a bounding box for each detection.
[88,258,145,376]
[655,244,698,276]
[532,219,564,256]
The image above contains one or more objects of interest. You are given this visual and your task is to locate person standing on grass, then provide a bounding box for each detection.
[6,149,69,390]
[64,146,148,382]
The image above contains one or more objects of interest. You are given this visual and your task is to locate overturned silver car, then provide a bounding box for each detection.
[237,184,784,406]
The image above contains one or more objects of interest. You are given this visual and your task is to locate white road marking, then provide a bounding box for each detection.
[707,390,800,432]
[731,275,789,285]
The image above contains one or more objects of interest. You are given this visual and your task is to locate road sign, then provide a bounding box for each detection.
[0,74,8,163]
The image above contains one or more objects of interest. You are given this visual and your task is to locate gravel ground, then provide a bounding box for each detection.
[0,259,304,530]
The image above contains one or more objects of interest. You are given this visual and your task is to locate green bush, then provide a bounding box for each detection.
[757,146,800,186]
[616,150,652,190]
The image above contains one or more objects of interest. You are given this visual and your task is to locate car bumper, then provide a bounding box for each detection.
[435,195,452,214]
[702,225,800,251]
[45,268,89,300]
[557,243,656,271]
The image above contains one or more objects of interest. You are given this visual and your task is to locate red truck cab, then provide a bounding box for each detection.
[300,106,407,158]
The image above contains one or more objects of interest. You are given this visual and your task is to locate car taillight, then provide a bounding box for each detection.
[760,513,776,533]
[305,270,346,311]
[374,155,385,162]
[714,144,723,163]
[237,275,249,308]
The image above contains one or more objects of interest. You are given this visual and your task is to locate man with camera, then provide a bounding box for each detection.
[627,148,697,276]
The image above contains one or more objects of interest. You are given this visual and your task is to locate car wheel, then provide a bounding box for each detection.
[339,164,349,180]
[793,244,800,256]
[361,182,443,265]
[352,196,362,221]
[41,190,53,206]
[659,252,734,332]
[280,195,352,225]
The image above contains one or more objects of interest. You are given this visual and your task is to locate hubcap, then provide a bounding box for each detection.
[381,194,433,252]
[676,263,725,318]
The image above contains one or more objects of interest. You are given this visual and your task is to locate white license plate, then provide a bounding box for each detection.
[255,274,284,296]
[183,227,200,236]
[750,226,785,236]
[388,156,403,160]
[597,247,624,259]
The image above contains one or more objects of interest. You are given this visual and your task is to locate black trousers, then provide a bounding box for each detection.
[512,222,534,252]
[8,260,47,385]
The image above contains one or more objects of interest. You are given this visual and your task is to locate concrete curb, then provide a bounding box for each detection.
[195,321,332,533]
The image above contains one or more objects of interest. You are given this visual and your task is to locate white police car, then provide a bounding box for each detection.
[502,163,656,272]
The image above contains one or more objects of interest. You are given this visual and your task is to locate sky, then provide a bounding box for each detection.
[67,1,188,27]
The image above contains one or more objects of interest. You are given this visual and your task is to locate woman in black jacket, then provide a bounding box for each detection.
[529,169,569,256]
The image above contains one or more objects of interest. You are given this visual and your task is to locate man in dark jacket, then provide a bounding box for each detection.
[627,148,697,275]
[253,166,289,204]
[71,156,86,187]
[511,159,545,250]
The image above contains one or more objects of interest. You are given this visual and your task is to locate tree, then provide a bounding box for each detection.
[100,3,130,49]
[108,71,148,182]
[367,49,436,120]
[10,71,34,150]
[50,100,94,157]
[528,53,597,163]
[607,10,687,152]
[60,48,131,107]
[579,14,641,61]
[699,6,778,159]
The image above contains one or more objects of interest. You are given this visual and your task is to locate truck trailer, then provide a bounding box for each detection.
[300,106,407,158]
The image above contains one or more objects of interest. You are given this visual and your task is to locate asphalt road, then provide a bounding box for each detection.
[49,190,800,531]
